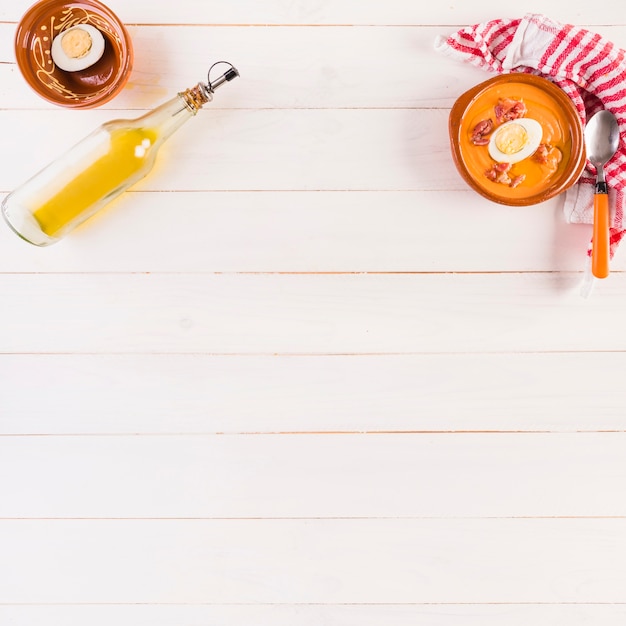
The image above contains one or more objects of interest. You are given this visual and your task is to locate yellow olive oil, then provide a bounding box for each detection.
[33,127,158,237]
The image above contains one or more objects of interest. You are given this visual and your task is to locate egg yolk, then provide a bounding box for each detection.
[494,123,528,156]
[60,28,93,59]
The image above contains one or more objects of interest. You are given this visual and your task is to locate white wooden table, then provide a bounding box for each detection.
[2,1,626,624]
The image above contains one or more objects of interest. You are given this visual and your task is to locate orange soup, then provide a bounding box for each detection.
[458,80,574,200]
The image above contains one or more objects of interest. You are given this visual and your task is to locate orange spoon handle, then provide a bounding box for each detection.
[592,191,610,279]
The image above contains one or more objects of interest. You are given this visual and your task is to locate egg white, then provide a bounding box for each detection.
[51,24,106,72]
[488,118,543,164]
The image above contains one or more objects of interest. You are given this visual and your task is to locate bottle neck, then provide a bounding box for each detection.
[138,84,212,142]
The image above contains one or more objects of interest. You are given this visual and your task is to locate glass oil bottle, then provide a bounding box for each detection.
[1,62,239,246]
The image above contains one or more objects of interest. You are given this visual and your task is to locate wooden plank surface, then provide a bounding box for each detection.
[4,1,626,26]
[0,190,600,273]
[3,24,626,111]
[0,109,460,192]
[0,24,472,110]
[2,1,626,623]
[3,353,626,433]
[1,519,626,604]
[1,433,625,517]
[3,604,626,626]
[1,273,625,353]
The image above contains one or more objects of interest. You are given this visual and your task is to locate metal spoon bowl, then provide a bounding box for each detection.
[584,110,620,279]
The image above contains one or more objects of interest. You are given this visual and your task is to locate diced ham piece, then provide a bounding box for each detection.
[533,143,552,163]
[509,174,526,188]
[470,118,493,145]
[485,162,525,188]
[533,143,562,166]
[485,161,512,185]
[494,98,527,123]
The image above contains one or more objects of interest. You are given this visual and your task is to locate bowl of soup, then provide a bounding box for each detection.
[449,73,585,206]
[15,0,133,108]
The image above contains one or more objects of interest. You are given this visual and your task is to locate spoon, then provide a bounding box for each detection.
[584,110,620,279]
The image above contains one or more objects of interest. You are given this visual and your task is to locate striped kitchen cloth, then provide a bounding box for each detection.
[435,13,626,258]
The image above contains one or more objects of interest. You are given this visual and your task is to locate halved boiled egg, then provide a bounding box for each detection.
[51,24,106,72]
[488,118,543,164]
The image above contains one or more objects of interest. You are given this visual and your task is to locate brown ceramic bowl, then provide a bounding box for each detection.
[449,73,585,206]
[15,0,133,108]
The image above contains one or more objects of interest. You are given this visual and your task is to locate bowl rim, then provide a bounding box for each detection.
[14,0,134,109]
[449,73,586,206]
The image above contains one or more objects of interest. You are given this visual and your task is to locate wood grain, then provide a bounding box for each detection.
[2,1,626,622]
[1,273,624,354]
[3,604,626,626]
[5,1,626,26]
[0,108,457,193]
[1,433,625,517]
[1,518,625,603]
[3,24,626,111]
[3,353,626,433]
[0,190,599,273]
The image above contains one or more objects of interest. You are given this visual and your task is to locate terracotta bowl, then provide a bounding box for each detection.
[15,0,133,108]
[449,73,586,206]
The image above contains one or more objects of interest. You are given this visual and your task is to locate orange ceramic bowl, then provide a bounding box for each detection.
[449,73,585,206]
[15,0,133,108]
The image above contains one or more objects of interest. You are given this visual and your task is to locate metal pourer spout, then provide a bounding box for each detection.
[205,62,240,93]
[190,61,238,108]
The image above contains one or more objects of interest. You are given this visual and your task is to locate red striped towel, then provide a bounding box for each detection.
[435,13,626,258]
